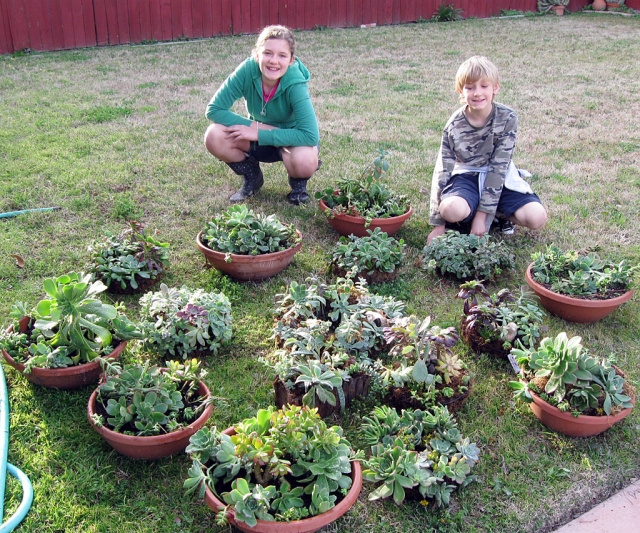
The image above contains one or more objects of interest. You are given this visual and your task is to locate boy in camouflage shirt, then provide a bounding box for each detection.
[427,56,547,243]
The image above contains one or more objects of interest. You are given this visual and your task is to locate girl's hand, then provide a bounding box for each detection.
[224,124,258,142]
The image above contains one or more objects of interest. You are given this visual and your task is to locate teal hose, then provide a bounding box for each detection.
[0,363,33,531]
[0,207,60,219]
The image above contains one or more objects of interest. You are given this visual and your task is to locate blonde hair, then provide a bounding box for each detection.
[454,56,500,94]
[252,25,296,59]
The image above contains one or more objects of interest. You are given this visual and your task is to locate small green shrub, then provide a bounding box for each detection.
[421,231,515,280]
[330,227,406,279]
[87,221,170,292]
[362,405,479,506]
[432,2,464,22]
[139,284,232,358]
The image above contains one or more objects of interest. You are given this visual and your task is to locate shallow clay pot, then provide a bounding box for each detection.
[87,380,213,459]
[525,264,633,323]
[528,390,634,437]
[203,428,362,533]
[2,318,126,390]
[319,199,413,238]
[196,231,302,281]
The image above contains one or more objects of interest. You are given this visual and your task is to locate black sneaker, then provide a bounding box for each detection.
[500,219,516,235]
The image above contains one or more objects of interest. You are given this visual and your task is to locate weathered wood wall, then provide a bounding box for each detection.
[2,0,631,55]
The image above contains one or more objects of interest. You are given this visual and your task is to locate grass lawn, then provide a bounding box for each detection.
[1,11,640,533]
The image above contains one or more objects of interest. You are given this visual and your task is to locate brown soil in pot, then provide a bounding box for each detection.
[384,372,472,415]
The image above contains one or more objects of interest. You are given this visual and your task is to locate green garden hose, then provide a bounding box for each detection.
[0,363,33,531]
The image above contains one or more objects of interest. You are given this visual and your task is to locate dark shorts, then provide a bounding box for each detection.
[248,141,321,164]
[441,171,541,223]
[248,142,283,163]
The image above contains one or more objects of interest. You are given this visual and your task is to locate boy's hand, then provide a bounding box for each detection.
[470,211,488,236]
[427,225,446,244]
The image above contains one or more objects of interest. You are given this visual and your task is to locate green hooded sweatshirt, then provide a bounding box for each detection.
[206,57,320,148]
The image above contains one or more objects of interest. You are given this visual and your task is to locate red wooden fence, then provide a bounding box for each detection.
[1,0,633,55]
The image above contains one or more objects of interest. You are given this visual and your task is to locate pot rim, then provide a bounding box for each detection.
[196,230,302,261]
[202,426,362,533]
[318,199,413,223]
[87,379,213,445]
[525,263,634,308]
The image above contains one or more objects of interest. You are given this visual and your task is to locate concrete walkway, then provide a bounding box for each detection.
[551,478,640,533]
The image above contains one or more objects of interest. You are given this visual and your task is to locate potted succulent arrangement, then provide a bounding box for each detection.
[422,231,515,281]
[378,316,473,414]
[184,404,363,533]
[538,0,569,15]
[139,283,233,359]
[525,245,638,323]
[263,276,406,418]
[329,227,406,284]
[315,149,412,238]
[456,281,546,359]
[86,220,171,294]
[361,405,480,506]
[87,358,214,459]
[0,272,143,389]
[509,332,635,437]
[195,204,302,281]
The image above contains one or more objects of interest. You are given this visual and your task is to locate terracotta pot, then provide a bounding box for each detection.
[525,264,634,323]
[203,429,362,533]
[528,390,634,437]
[196,230,302,281]
[274,373,371,418]
[551,5,565,15]
[319,199,413,238]
[87,380,213,459]
[2,318,126,390]
[592,0,607,9]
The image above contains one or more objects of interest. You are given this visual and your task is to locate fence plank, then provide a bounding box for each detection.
[181,0,193,37]
[219,0,231,34]
[266,0,277,26]
[25,0,43,50]
[69,0,86,48]
[7,0,30,50]
[170,0,182,39]
[202,0,212,36]
[149,0,162,40]
[127,0,141,44]
[0,0,13,54]
[80,0,96,46]
[138,0,152,41]
[59,0,76,48]
[93,0,108,45]
[34,0,53,51]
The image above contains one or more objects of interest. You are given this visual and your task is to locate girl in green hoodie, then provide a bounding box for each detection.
[204,25,320,205]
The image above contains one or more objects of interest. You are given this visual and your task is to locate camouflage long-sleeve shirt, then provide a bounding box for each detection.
[429,102,517,226]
